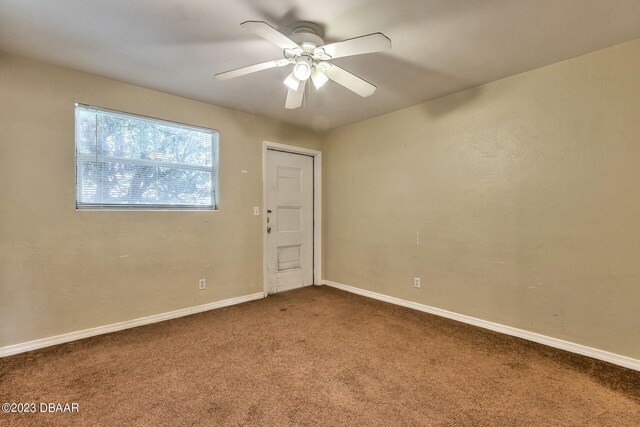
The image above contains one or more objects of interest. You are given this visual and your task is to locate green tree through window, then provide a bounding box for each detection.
[75,105,218,209]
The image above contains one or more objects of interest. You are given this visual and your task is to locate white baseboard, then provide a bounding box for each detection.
[0,292,265,358]
[323,280,640,372]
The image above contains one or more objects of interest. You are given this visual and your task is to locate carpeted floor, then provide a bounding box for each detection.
[1,286,639,426]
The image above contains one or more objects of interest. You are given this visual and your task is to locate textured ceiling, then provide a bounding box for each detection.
[1,0,640,130]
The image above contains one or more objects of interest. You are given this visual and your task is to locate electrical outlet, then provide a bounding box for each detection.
[414,277,421,288]
[199,279,206,290]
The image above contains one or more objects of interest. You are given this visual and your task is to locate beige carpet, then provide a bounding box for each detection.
[1,286,639,426]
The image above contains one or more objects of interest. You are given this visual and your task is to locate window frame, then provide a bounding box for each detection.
[74,103,219,211]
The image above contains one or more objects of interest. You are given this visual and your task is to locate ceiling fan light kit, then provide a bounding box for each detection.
[284,72,301,90]
[293,56,312,80]
[214,20,391,109]
[310,68,329,90]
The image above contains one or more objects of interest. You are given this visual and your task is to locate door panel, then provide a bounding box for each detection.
[266,150,313,294]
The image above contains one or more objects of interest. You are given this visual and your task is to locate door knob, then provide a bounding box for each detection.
[267,226,271,234]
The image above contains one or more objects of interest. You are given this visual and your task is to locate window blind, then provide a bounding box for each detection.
[75,104,218,210]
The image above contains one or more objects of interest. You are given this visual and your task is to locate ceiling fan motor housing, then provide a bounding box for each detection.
[290,23,325,50]
[286,22,330,79]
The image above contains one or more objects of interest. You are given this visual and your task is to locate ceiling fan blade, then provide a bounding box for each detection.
[214,59,289,80]
[241,20,300,50]
[285,79,306,109]
[316,33,391,59]
[322,63,376,97]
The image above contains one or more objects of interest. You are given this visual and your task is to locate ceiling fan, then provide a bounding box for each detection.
[214,21,391,109]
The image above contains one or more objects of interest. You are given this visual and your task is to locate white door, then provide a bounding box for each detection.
[266,149,314,294]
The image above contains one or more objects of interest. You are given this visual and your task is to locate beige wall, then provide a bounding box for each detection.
[0,54,322,347]
[323,39,640,359]
[3,38,640,359]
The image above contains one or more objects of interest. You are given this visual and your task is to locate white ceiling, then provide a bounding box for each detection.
[1,0,640,130]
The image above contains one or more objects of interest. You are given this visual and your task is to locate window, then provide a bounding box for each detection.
[75,104,218,210]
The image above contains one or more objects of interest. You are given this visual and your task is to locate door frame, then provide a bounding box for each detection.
[262,141,322,296]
